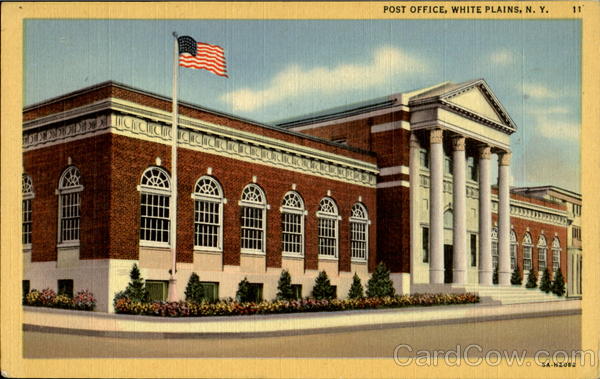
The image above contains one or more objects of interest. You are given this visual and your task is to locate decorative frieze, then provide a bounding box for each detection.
[24,112,377,188]
[23,115,109,148]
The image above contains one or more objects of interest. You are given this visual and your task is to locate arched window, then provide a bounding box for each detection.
[317,197,339,258]
[22,174,34,247]
[139,167,171,245]
[57,166,83,244]
[523,233,533,271]
[240,184,267,253]
[193,176,225,250]
[350,203,369,261]
[552,237,561,272]
[510,230,518,270]
[491,227,499,270]
[281,191,305,255]
[537,235,547,271]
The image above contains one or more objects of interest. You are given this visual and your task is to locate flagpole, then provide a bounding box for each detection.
[168,31,179,302]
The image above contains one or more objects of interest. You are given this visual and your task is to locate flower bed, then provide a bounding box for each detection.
[24,288,96,311]
[114,293,479,317]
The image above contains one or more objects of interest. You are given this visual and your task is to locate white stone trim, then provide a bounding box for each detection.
[24,102,379,188]
[377,180,410,189]
[287,104,410,132]
[379,165,409,176]
[370,120,411,133]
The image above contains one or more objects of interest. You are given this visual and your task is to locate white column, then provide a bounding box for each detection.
[429,129,444,284]
[452,136,467,284]
[478,145,492,285]
[409,133,421,286]
[497,152,512,285]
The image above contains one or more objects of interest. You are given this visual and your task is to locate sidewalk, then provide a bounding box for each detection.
[23,299,581,339]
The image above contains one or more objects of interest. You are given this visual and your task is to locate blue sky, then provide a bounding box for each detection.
[24,19,581,192]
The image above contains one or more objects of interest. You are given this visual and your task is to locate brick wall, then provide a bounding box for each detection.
[109,134,377,271]
[23,132,112,262]
[492,212,568,281]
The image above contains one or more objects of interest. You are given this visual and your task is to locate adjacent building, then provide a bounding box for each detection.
[22,79,580,312]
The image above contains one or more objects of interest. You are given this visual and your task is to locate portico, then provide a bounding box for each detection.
[408,79,517,287]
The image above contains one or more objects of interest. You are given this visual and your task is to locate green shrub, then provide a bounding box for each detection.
[539,268,552,293]
[348,273,364,299]
[510,265,522,285]
[184,272,204,303]
[312,271,335,300]
[124,263,150,302]
[276,270,295,301]
[525,269,538,288]
[236,277,252,303]
[367,262,395,298]
[551,268,566,297]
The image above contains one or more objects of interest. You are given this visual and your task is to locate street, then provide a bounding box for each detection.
[24,314,580,358]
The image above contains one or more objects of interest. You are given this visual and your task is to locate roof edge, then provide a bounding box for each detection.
[23,81,376,158]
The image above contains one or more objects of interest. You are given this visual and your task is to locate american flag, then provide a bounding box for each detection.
[177,36,228,77]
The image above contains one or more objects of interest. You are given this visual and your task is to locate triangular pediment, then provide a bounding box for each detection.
[409,79,517,133]
[445,86,504,124]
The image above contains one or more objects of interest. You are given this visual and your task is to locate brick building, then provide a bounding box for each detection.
[22,79,576,312]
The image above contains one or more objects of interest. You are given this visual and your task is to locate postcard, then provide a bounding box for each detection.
[1,1,598,378]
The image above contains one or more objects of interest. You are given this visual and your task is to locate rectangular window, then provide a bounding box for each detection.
[291,284,302,300]
[331,285,337,299]
[282,212,303,254]
[318,218,338,257]
[444,157,453,175]
[422,227,429,263]
[140,193,170,243]
[419,150,429,169]
[22,199,32,245]
[23,280,30,298]
[57,279,73,297]
[470,234,477,267]
[350,221,368,260]
[200,282,219,303]
[572,227,581,241]
[241,207,264,252]
[552,249,560,272]
[538,248,547,270]
[60,192,80,242]
[467,156,478,181]
[194,200,220,248]
[247,283,263,302]
[146,280,169,302]
[492,241,499,269]
[523,247,532,271]
[510,243,517,270]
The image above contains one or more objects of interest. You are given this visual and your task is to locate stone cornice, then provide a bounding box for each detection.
[23,110,378,188]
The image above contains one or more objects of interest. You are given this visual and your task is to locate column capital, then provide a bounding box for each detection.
[498,151,512,166]
[410,132,421,148]
[451,135,466,151]
[430,129,443,144]
[478,145,492,160]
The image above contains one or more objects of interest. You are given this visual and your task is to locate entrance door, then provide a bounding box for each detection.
[444,245,453,283]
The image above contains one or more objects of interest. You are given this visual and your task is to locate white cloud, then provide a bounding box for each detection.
[489,49,515,65]
[222,46,427,112]
[520,83,557,100]
[525,106,570,115]
[536,119,580,141]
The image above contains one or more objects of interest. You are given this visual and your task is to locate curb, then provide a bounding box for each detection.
[23,301,581,339]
